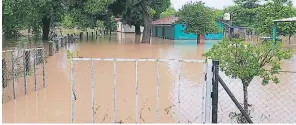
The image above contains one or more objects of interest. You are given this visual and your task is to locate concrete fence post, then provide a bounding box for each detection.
[49,41,54,56]
[61,37,64,47]
[80,32,83,40]
[54,39,59,52]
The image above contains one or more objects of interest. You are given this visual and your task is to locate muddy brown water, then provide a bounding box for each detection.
[2,33,296,123]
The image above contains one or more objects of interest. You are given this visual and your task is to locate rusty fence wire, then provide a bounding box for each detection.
[217,59,296,123]
[2,48,46,103]
[70,58,208,123]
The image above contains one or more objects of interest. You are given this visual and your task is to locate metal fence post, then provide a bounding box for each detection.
[212,60,219,123]
[135,60,139,123]
[177,60,183,123]
[11,51,16,99]
[23,50,27,95]
[156,60,160,122]
[202,59,213,123]
[91,60,95,123]
[71,58,75,123]
[34,49,37,91]
[3,58,7,103]
[42,48,46,88]
[113,60,117,123]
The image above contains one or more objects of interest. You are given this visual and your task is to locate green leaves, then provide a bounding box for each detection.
[254,1,296,37]
[204,38,293,86]
[176,1,218,35]
[160,7,176,18]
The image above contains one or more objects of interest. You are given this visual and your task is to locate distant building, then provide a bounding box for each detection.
[115,18,144,33]
[151,16,224,40]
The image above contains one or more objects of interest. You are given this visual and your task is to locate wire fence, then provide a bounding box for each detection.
[2,48,46,103]
[216,59,296,123]
[70,58,207,123]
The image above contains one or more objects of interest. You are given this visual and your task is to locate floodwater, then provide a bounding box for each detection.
[2,33,296,123]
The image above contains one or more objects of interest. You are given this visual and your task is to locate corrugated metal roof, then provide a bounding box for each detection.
[273,17,296,22]
[152,16,179,25]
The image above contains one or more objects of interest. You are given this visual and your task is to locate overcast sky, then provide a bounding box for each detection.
[171,0,296,10]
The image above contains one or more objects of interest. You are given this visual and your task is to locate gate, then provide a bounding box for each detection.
[70,58,213,123]
[211,60,296,123]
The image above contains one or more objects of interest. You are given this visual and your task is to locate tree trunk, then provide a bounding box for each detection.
[243,84,249,114]
[289,34,291,44]
[135,24,141,35]
[196,34,200,44]
[42,16,51,40]
[141,4,152,43]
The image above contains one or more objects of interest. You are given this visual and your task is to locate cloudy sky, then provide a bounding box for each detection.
[171,0,296,10]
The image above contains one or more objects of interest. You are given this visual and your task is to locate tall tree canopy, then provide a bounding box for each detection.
[109,0,170,43]
[177,1,219,43]
[255,0,296,43]
[3,0,65,40]
[160,6,176,18]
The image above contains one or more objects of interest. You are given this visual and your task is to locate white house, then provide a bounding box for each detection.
[115,18,144,33]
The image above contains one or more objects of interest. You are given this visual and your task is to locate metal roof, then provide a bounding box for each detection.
[273,17,296,22]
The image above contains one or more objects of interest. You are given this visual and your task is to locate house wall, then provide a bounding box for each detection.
[117,22,122,32]
[117,21,144,33]
[204,21,224,40]
[152,27,157,37]
[174,24,198,40]
[164,26,174,40]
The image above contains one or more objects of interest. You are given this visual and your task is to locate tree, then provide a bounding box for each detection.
[254,0,296,43]
[3,0,32,38]
[160,7,176,18]
[109,0,170,43]
[61,14,76,29]
[176,1,219,43]
[109,0,144,35]
[204,38,293,123]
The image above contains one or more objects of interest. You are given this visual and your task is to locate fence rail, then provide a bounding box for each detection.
[71,57,207,123]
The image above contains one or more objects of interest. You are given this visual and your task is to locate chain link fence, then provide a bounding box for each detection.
[217,58,296,123]
[2,48,46,103]
[70,58,207,123]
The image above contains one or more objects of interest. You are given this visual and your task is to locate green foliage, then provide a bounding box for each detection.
[176,1,219,35]
[85,0,113,14]
[204,38,293,85]
[254,1,296,37]
[160,7,176,18]
[61,14,76,28]
[213,9,224,20]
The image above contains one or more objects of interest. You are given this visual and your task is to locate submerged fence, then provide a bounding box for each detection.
[211,59,296,123]
[70,58,210,123]
[70,57,296,123]
[2,48,46,103]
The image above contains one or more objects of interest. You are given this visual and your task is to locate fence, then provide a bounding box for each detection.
[211,59,296,123]
[2,48,46,103]
[70,58,211,123]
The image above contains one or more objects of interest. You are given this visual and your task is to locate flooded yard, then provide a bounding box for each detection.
[2,33,296,123]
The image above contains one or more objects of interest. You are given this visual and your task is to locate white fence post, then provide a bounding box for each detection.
[135,60,139,123]
[91,59,95,123]
[156,60,160,122]
[177,60,183,123]
[113,60,117,123]
[71,58,75,123]
[202,59,213,123]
